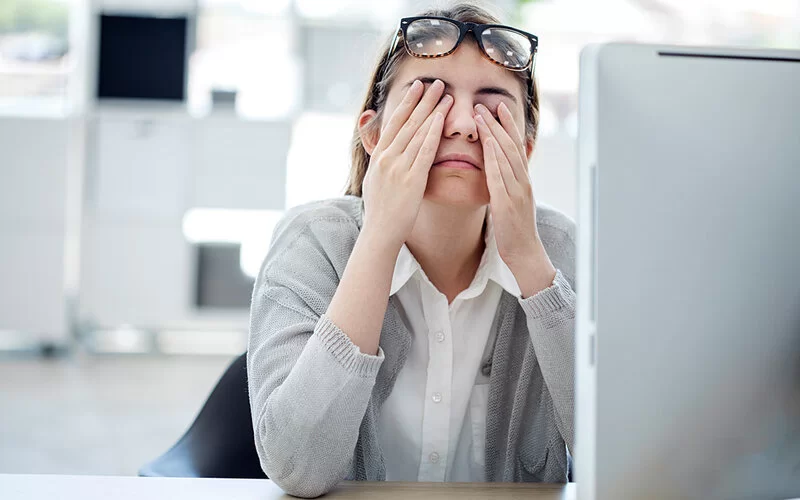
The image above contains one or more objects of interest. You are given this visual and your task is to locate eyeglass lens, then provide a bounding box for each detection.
[405,18,532,69]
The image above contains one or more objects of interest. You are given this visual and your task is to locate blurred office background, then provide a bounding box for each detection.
[1,0,798,477]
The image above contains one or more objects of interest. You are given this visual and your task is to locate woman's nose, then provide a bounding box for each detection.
[442,96,479,142]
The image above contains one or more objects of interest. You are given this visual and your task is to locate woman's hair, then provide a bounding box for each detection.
[345,2,540,197]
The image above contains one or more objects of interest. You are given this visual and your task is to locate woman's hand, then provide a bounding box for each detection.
[361,79,454,251]
[474,102,556,298]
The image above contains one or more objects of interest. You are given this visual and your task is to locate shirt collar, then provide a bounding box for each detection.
[386,206,521,298]
[390,243,420,296]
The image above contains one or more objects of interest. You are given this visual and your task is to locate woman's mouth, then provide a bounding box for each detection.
[433,160,479,170]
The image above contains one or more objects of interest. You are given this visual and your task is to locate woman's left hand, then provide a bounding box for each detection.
[474,102,556,298]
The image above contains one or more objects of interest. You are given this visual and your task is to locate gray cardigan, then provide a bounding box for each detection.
[247,196,576,498]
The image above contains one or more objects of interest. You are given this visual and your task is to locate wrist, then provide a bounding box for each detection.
[510,244,557,299]
[359,223,404,257]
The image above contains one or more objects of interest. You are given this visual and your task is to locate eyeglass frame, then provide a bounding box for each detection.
[382,16,539,96]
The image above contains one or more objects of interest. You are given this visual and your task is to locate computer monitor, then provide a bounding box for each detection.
[96,13,189,101]
[575,43,800,500]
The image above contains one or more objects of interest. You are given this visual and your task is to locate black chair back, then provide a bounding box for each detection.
[139,353,267,479]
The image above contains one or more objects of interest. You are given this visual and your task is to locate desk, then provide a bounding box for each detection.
[2,474,577,499]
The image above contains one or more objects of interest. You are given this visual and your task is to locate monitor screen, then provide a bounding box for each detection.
[97,14,187,101]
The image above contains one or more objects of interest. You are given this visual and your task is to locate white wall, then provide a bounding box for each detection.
[532,134,578,221]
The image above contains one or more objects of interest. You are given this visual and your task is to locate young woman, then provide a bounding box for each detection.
[247,3,575,497]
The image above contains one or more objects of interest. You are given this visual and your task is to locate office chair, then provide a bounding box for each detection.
[138,353,267,479]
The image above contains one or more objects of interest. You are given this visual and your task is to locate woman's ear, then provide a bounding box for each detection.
[525,137,535,161]
[358,110,380,155]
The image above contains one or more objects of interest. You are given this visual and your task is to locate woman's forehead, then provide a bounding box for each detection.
[393,43,524,99]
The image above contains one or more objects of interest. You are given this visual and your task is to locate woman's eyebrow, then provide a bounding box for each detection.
[402,76,517,104]
[403,76,451,89]
[476,86,518,104]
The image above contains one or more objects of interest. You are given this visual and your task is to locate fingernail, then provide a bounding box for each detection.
[434,79,444,89]
[474,103,487,114]
[442,94,453,104]
[498,102,508,114]
[411,80,422,90]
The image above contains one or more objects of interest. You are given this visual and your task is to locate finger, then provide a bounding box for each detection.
[403,93,453,159]
[497,101,527,160]
[497,101,531,182]
[483,137,508,200]
[387,80,447,155]
[474,104,527,183]
[491,132,518,193]
[475,113,515,190]
[374,79,425,153]
[410,112,444,177]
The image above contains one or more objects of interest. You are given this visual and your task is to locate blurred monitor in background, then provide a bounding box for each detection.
[97,14,189,101]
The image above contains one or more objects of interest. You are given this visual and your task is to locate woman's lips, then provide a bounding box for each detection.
[433,160,479,170]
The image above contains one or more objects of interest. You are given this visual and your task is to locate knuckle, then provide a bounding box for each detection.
[399,152,414,167]
[375,156,392,171]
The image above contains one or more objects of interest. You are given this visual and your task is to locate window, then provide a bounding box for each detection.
[189,0,298,118]
[0,0,69,114]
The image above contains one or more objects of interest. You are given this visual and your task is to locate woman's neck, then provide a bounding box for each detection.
[405,200,487,303]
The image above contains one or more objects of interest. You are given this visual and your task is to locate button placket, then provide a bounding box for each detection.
[416,287,453,481]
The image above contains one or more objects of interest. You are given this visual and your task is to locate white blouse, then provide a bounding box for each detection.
[376,209,523,482]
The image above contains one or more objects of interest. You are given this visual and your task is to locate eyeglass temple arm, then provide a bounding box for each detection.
[384,28,402,70]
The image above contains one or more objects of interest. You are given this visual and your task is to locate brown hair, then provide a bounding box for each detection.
[345,2,540,197]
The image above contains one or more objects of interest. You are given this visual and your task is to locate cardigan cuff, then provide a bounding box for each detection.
[519,269,576,318]
[315,314,385,378]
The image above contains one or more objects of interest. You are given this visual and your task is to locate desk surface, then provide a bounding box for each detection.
[2,474,577,499]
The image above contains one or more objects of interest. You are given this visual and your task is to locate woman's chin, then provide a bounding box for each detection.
[423,175,489,207]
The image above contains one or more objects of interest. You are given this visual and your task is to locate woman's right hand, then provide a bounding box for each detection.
[361,79,454,251]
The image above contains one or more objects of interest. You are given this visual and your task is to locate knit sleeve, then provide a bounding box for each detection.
[247,210,383,498]
[519,269,576,453]
[519,208,577,454]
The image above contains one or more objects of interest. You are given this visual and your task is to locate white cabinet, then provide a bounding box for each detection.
[79,110,290,333]
[91,117,191,221]
[81,112,193,330]
[0,117,71,343]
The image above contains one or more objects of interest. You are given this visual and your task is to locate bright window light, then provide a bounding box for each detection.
[182,208,284,278]
[188,15,299,119]
[285,112,355,209]
[294,0,403,25]
[295,0,355,19]
[183,208,272,244]
[538,103,559,138]
[240,233,273,279]
[199,0,292,16]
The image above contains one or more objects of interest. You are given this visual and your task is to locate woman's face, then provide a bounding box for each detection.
[380,39,530,208]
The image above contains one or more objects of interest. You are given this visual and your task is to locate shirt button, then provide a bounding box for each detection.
[435,331,445,343]
[432,392,442,403]
[429,452,440,463]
